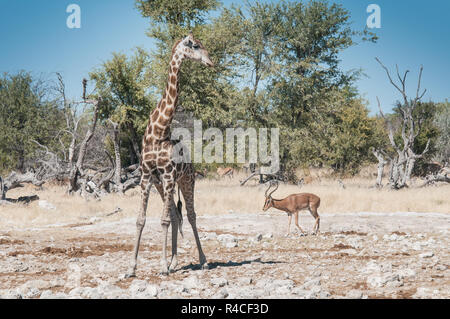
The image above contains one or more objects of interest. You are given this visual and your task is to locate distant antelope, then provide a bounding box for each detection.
[262,182,320,236]
[217,167,234,179]
[194,168,208,180]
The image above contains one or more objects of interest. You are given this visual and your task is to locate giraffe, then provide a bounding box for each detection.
[126,33,214,277]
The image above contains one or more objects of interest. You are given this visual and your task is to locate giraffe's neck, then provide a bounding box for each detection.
[148,51,183,141]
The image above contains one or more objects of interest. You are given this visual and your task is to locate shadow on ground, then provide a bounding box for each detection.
[178,258,285,272]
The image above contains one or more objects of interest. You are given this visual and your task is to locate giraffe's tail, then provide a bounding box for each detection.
[176,186,184,239]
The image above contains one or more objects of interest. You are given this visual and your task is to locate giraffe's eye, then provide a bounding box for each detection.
[193,44,200,50]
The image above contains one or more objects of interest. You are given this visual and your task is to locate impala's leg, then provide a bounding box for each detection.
[126,174,152,278]
[286,213,292,236]
[179,174,208,269]
[160,180,176,275]
[294,211,306,234]
[308,207,320,235]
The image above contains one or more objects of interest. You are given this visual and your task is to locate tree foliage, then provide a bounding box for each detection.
[0,72,63,173]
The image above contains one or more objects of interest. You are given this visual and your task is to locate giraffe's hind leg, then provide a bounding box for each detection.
[159,179,177,275]
[179,173,208,269]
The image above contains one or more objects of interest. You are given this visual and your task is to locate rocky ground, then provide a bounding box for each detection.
[0,211,449,299]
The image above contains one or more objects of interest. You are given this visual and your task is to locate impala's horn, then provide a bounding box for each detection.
[265,180,279,198]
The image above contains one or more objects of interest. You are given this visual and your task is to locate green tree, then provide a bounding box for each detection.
[90,48,153,164]
[0,72,63,173]
[433,101,450,164]
[257,0,376,174]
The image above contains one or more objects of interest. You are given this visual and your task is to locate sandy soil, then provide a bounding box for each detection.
[0,210,449,299]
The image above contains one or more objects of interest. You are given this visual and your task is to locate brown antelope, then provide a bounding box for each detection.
[262,182,320,236]
[217,167,234,179]
[194,168,208,180]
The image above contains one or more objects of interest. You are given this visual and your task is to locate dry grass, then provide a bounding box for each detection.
[1,170,449,228]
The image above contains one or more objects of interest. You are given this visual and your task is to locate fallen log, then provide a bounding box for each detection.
[420,173,450,187]
[0,172,45,200]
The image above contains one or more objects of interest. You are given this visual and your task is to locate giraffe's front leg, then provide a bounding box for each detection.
[155,184,178,273]
[126,177,152,278]
[160,182,176,276]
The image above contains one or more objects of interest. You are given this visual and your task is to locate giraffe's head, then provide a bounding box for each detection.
[175,33,214,67]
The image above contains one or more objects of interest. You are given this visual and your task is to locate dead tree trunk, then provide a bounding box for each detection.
[107,119,125,193]
[371,148,388,188]
[375,58,431,189]
[68,79,102,195]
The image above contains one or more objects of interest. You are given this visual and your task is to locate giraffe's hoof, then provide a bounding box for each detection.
[168,265,177,273]
[160,265,170,276]
[201,262,209,270]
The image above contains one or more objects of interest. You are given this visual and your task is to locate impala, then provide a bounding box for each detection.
[217,167,234,179]
[263,182,320,236]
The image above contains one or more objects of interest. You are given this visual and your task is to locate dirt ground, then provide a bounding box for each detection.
[0,210,448,299]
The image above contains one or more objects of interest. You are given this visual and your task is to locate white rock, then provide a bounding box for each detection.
[25,287,40,299]
[363,261,392,274]
[21,280,52,290]
[435,264,447,271]
[419,251,434,258]
[129,280,148,294]
[347,237,363,249]
[414,287,433,299]
[217,234,238,247]
[255,278,273,288]
[210,277,228,287]
[89,217,102,223]
[38,200,56,210]
[202,232,217,241]
[340,249,358,255]
[301,278,321,289]
[397,268,416,280]
[272,279,294,289]
[181,276,201,290]
[319,291,331,299]
[249,234,263,243]
[0,289,23,299]
[213,288,229,299]
[144,285,159,298]
[238,277,253,285]
[275,286,291,295]
[367,273,401,288]
[346,290,363,299]
[39,290,54,299]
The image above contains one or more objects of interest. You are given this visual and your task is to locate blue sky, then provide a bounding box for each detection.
[0,0,448,114]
